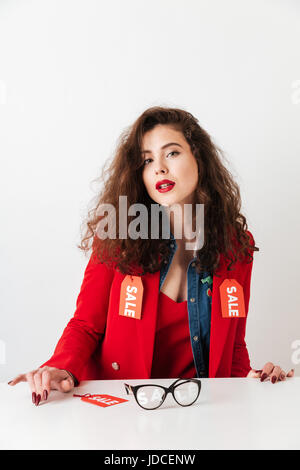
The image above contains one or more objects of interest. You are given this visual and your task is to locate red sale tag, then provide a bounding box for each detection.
[80,394,128,408]
[219,279,246,318]
[119,275,144,320]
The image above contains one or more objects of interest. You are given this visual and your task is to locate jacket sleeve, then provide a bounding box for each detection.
[231,231,255,377]
[39,253,115,383]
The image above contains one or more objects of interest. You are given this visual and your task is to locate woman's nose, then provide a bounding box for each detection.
[155,166,168,175]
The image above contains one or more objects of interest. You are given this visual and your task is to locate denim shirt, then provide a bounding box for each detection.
[159,234,213,378]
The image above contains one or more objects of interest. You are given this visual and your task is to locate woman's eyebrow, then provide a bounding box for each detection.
[141,142,183,154]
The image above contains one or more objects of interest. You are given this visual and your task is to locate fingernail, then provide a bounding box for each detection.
[271,376,277,384]
[32,392,36,404]
[43,390,48,401]
[255,370,262,373]
[260,373,267,382]
[7,381,12,385]
[35,394,41,406]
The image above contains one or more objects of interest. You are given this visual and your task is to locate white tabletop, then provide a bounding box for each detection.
[1,378,300,450]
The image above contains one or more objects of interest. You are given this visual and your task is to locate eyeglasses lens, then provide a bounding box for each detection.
[136,386,165,409]
[173,381,199,405]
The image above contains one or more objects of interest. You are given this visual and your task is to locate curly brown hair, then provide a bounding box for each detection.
[78,106,259,276]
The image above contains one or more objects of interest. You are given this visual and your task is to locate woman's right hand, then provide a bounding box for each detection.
[8,366,75,405]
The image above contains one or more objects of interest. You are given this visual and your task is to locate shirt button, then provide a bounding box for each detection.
[164,260,168,264]
[193,336,198,342]
[111,362,120,370]
[190,297,195,302]
[170,243,175,248]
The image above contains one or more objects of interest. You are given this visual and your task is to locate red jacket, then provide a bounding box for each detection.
[40,232,255,382]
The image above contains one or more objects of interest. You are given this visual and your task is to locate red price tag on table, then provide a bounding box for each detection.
[74,393,128,408]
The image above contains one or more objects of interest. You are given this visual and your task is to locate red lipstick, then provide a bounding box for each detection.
[156,179,176,193]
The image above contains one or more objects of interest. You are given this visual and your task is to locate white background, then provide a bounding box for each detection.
[0,0,299,381]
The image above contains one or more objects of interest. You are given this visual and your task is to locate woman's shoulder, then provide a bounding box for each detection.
[245,229,255,246]
[230,227,256,254]
[218,227,257,276]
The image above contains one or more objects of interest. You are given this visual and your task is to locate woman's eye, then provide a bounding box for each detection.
[167,151,179,158]
[143,152,179,166]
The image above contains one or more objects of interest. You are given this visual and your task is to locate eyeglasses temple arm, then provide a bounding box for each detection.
[124,383,133,395]
[171,378,185,387]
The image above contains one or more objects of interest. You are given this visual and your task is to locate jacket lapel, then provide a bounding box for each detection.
[209,254,237,377]
[135,270,160,378]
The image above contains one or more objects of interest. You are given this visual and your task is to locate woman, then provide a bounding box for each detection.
[8,106,294,406]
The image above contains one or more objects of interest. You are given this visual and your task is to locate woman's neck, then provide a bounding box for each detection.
[164,203,199,256]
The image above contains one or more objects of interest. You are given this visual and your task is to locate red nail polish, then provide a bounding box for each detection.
[35,394,41,406]
[43,390,48,401]
[7,381,12,385]
[32,392,36,404]
[260,373,267,382]
[271,376,277,384]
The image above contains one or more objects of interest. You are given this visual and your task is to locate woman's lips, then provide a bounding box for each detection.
[156,182,175,193]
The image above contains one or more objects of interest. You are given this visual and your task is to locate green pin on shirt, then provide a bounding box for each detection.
[201,275,213,285]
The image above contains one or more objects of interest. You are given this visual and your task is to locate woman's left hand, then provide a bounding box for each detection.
[247,362,295,383]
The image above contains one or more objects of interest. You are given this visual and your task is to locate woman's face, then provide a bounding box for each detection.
[141,124,199,207]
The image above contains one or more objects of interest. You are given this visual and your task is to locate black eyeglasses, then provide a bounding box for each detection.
[124,378,201,410]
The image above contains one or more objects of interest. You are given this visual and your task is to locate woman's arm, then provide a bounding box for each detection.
[39,253,115,383]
